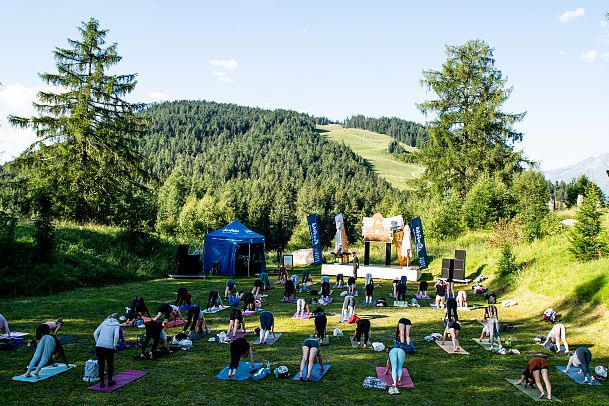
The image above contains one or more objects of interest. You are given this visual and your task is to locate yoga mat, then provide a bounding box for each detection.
[393,301,409,308]
[12,364,77,382]
[216,362,263,381]
[59,336,77,343]
[506,378,560,401]
[435,340,469,354]
[375,366,415,388]
[310,334,330,345]
[292,364,331,382]
[292,312,312,320]
[178,304,196,311]
[315,298,333,305]
[555,366,602,385]
[415,294,430,300]
[0,332,28,339]
[190,330,214,340]
[541,343,570,354]
[202,307,227,314]
[340,291,358,297]
[253,333,282,345]
[88,370,147,392]
[120,317,152,327]
[430,304,443,309]
[164,320,187,328]
[472,338,494,351]
[136,348,182,360]
[278,297,299,304]
[350,337,373,349]
[457,306,471,312]
[228,330,252,340]
[243,309,263,316]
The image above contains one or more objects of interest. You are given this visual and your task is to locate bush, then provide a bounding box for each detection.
[512,171,550,242]
[418,191,463,240]
[497,244,518,283]
[463,176,513,230]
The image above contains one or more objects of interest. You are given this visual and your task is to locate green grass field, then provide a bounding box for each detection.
[318,124,423,190]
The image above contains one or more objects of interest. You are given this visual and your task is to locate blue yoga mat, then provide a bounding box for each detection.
[12,364,77,382]
[292,364,331,382]
[555,366,601,385]
[59,336,77,343]
[216,362,263,381]
[202,307,227,314]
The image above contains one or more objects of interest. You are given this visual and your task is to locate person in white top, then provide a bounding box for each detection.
[0,314,10,337]
[93,313,121,388]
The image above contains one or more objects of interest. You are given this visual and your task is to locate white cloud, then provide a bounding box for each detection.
[602,52,609,62]
[304,28,309,33]
[559,50,566,56]
[212,71,232,83]
[558,8,585,23]
[580,49,599,62]
[146,91,169,101]
[209,58,238,71]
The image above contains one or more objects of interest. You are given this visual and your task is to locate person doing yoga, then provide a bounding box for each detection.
[334,273,345,288]
[347,276,356,295]
[342,294,356,319]
[442,311,461,352]
[435,279,446,309]
[258,311,275,344]
[314,312,327,341]
[542,323,569,354]
[154,303,183,322]
[418,281,428,297]
[140,320,168,359]
[564,347,595,383]
[320,281,331,300]
[225,279,237,298]
[227,309,246,337]
[35,319,63,344]
[205,290,224,311]
[242,292,256,312]
[283,279,296,301]
[252,279,264,297]
[384,347,406,395]
[277,265,288,283]
[299,337,324,381]
[516,357,553,400]
[25,334,70,378]
[259,271,270,290]
[175,288,192,307]
[228,337,255,380]
[353,319,371,348]
[182,305,208,335]
[395,318,414,353]
[295,298,310,318]
[456,290,468,308]
[126,296,151,321]
[480,304,502,351]
[364,280,374,305]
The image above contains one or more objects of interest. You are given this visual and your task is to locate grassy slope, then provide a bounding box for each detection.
[318,124,423,190]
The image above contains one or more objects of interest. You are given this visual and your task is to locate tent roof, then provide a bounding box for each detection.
[205,220,265,243]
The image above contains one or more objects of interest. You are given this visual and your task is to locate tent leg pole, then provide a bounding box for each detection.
[248,244,251,277]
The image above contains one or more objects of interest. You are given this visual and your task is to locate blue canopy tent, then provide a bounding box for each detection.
[203,220,266,276]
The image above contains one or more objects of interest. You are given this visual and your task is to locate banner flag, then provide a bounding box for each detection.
[307,214,323,265]
[409,217,428,270]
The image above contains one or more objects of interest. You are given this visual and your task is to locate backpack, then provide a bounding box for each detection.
[83,359,100,382]
[274,365,290,379]
[363,376,387,390]
[347,314,361,324]
[229,295,239,306]
[376,298,387,307]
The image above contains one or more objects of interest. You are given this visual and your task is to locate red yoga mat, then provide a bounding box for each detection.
[164,319,186,328]
[375,367,415,388]
[88,370,147,392]
[120,317,152,327]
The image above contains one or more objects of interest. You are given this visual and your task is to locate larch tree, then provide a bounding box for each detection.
[9,18,148,223]
[417,39,527,199]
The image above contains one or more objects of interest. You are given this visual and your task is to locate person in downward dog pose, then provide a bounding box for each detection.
[299,336,324,381]
[227,337,255,380]
[295,298,310,318]
[364,279,374,305]
[353,319,371,348]
[516,357,553,400]
[384,346,406,395]
[258,311,275,345]
[341,294,356,320]
[227,309,246,338]
[564,347,595,383]
[542,324,569,354]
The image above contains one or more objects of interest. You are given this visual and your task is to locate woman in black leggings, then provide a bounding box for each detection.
[175,288,192,307]
[252,279,264,296]
[314,312,327,341]
[242,292,256,311]
[228,337,255,380]
[353,319,371,348]
[396,282,407,301]
[283,280,295,300]
[334,273,345,288]
[321,281,331,299]
[446,297,458,322]
[206,290,222,310]
[227,309,245,337]
[182,305,207,334]
[140,320,164,359]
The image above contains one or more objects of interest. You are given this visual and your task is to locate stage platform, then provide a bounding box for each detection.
[168,274,206,279]
[321,263,421,281]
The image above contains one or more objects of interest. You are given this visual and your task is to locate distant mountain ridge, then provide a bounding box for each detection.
[545,153,609,196]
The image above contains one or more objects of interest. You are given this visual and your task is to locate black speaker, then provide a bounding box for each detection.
[441,258,451,279]
[455,250,466,269]
[176,245,199,275]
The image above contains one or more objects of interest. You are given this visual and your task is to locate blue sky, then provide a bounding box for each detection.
[1,1,608,170]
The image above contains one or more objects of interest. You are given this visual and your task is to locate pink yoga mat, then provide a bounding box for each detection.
[228,330,252,340]
[88,370,147,392]
[375,367,415,388]
[120,317,152,327]
[292,312,312,320]
[164,319,186,328]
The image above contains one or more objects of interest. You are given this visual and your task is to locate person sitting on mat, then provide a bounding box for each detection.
[341,294,356,319]
[0,313,10,337]
[384,346,406,395]
[516,357,553,400]
[242,292,256,312]
[93,313,120,388]
[25,334,70,378]
[154,303,183,322]
[283,279,296,301]
[418,281,428,297]
[225,279,237,298]
[334,273,344,288]
[395,318,415,354]
[353,319,371,348]
[175,288,192,307]
[320,281,331,300]
[364,281,374,305]
[347,276,356,295]
[435,279,446,309]
[299,336,325,381]
[258,311,275,344]
[205,290,225,311]
[396,282,407,302]
[277,265,288,283]
[295,298,310,318]
[252,279,264,297]
[260,271,271,291]
[480,304,502,351]
[314,311,327,342]
[183,305,208,335]
[228,337,255,380]
[564,347,595,383]
[456,290,468,308]
[442,317,462,352]
[227,309,246,337]
[35,319,63,345]
[542,323,569,354]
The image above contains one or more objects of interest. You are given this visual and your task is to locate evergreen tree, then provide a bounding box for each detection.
[513,170,550,241]
[569,186,608,261]
[9,18,148,223]
[417,39,527,198]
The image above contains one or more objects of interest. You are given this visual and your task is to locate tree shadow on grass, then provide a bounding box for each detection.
[466,263,487,281]
[552,274,608,329]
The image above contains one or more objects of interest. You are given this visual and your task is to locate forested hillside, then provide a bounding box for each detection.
[141,101,408,249]
[344,114,428,147]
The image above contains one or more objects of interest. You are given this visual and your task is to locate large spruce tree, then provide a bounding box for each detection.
[569,186,607,261]
[9,18,148,223]
[417,39,527,198]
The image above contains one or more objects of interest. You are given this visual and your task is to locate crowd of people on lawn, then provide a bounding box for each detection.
[0,259,602,398]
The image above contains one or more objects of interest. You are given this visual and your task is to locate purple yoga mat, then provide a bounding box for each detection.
[88,370,147,392]
[228,330,252,340]
[375,367,415,388]
[291,312,312,320]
